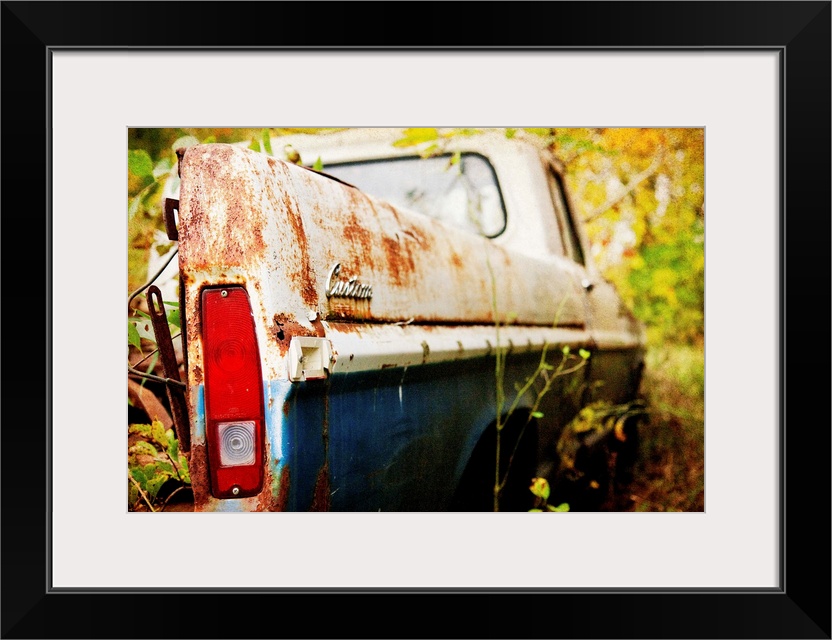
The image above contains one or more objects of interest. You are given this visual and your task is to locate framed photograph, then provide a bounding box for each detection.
[3,2,829,638]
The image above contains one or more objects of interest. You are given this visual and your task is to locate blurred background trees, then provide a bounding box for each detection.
[556,128,705,348]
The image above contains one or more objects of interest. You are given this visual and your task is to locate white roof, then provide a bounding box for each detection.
[269,127,551,167]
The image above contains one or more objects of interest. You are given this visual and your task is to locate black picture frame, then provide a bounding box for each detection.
[2,2,829,638]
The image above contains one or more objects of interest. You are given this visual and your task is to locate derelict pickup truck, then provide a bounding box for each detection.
[140,129,646,512]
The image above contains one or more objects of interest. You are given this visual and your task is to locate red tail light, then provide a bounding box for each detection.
[201,287,265,498]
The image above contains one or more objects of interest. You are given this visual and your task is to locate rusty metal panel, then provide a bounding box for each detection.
[178,143,586,333]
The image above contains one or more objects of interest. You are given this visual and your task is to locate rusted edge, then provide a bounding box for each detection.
[275,464,291,512]
[147,285,191,452]
[163,198,179,241]
[309,461,331,512]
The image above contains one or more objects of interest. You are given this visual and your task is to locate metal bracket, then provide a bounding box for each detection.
[147,285,190,452]
[164,198,179,241]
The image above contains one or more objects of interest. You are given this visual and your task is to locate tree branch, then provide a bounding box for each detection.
[129,473,156,512]
[583,152,664,224]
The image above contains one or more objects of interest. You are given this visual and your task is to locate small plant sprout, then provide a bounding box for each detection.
[128,419,191,511]
[529,477,569,512]
[487,253,590,511]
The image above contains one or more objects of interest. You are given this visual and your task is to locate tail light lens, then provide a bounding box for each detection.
[201,287,265,498]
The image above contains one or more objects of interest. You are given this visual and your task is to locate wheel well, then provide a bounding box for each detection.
[450,410,539,512]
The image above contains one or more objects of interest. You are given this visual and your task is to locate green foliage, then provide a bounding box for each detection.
[528,478,570,512]
[529,476,550,501]
[261,128,273,156]
[623,346,704,512]
[391,127,487,159]
[128,149,154,180]
[128,419,190,511]
[127,320,142,351]
[392,127,440,148]
[556,127,705,348]
[624,222,704,345]
[128,295,179,357]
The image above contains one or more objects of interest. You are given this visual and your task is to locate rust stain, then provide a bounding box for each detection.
[309,379,332,512]
[379,200,401,225]
[325,321,367,335]
[282,398,291,417]
[190,443,211,510]
[253,439,275,512]
[381,236,404,285]
[277,180,318,308]
[274,464,291,512]
[401,226,429,249]
[310,314,326,338]
[380,233,416,287]
[272,313,320,354]
[450,252,463,269]
[309,461,331,512]
[179,145,267,271]
[191,365,203,385]
[380,363,397,370]
[341,189,376,266]
[342,220,374,262]
[301,280,318,309]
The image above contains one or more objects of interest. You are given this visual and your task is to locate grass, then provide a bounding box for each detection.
[620,343,705,512]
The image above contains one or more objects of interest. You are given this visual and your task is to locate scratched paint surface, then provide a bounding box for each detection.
[191,345,643,512]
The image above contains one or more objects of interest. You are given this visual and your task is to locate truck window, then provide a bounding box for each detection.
[321,153,507,238]
[547,169,585,265]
